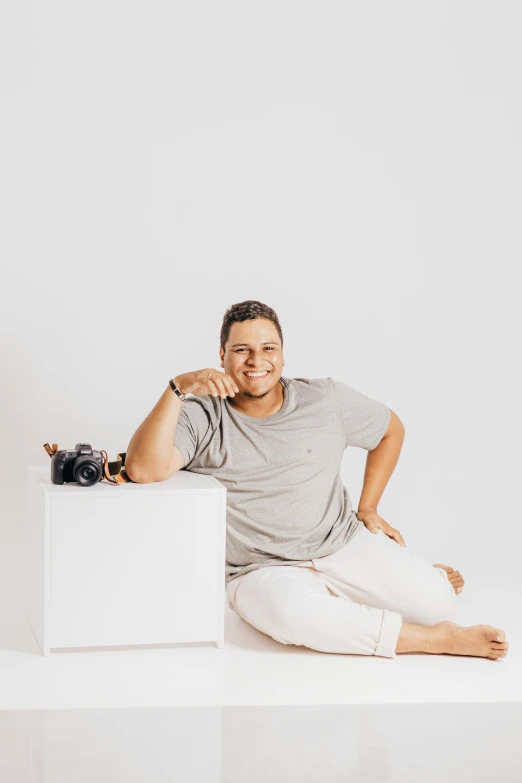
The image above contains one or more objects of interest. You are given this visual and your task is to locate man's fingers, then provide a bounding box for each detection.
[448,570,464,581]
[388,528,405,547]
[366,523,406,548]
[450,576,465,586]
[384,529,406,547]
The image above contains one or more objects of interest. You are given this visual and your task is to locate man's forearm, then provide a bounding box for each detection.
[358,429,405,511]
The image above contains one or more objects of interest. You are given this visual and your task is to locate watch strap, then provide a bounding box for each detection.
[169,378,187,401]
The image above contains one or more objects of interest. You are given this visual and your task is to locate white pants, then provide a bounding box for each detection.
[226,519,458,658]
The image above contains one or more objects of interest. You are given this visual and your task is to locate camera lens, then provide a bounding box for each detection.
[73,457,102,487]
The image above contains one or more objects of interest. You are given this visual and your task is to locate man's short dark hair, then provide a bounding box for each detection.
[220,300,284,352]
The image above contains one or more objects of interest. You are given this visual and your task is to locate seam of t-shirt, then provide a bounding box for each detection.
[176,443,192,469]
[173,416,194,467]
[175,401,213,467]
[330,378,347,448]
[366,405,391,451]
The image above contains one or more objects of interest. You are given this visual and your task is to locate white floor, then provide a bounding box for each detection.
[1,537,521,781]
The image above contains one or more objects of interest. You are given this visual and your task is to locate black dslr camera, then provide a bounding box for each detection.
[50,443,105,486]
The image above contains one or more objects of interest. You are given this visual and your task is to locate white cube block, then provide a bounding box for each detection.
[26,466,226,655]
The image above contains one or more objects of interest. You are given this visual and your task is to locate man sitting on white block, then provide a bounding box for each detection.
[125,299,508,662]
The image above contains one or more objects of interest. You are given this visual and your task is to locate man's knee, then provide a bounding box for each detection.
[407,585,458,626]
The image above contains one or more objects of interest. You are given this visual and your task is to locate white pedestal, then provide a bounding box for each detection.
[26,466,226,656]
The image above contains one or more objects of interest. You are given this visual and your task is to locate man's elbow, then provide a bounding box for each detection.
[125,462,162,484]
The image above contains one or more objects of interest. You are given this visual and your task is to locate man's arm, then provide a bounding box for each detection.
[125,384,184,483]
[126,369,239,482]
[357,409,405,512]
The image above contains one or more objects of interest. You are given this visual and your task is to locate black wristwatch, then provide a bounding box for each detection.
[169,378,187,401]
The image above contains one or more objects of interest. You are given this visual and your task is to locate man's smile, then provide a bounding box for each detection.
[243,370,271,379]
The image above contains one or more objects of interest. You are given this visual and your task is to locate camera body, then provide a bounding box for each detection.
[51,443,104,486]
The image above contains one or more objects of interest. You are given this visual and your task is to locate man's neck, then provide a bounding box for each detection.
[228,379,284,418]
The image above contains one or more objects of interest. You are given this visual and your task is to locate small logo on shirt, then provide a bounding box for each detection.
[307,449,312,453]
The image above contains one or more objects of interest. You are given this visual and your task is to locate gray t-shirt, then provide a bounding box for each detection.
[173,376,390,585]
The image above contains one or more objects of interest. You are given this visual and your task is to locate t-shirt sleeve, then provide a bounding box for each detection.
[331,378,391,450]
[173,397,213,469]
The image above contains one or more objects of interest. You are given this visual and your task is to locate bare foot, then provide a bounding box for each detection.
[433,563,465,594]
[429,621,509,660]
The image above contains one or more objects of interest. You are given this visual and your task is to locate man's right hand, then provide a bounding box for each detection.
[173,370,240,400]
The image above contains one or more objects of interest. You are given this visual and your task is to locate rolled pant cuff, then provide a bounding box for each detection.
[374,609,403,658]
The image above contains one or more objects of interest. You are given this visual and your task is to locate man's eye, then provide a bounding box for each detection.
[236,347,275,352]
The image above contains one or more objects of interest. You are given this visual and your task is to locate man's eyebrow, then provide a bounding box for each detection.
[231,341,280,347]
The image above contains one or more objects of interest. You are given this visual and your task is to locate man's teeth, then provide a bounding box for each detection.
[245,371,269,377]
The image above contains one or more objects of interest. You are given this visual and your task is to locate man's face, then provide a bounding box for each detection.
[220,318,284,399]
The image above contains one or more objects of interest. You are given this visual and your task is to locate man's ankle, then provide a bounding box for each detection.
[396,622,436,654]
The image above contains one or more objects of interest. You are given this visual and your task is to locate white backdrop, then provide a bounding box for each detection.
[1,1,521,595]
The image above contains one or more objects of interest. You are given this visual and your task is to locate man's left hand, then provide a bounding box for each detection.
[356,508,406,547]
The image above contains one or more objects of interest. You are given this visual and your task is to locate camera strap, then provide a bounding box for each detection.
[101,450,134,484]
[43,444,135,485]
